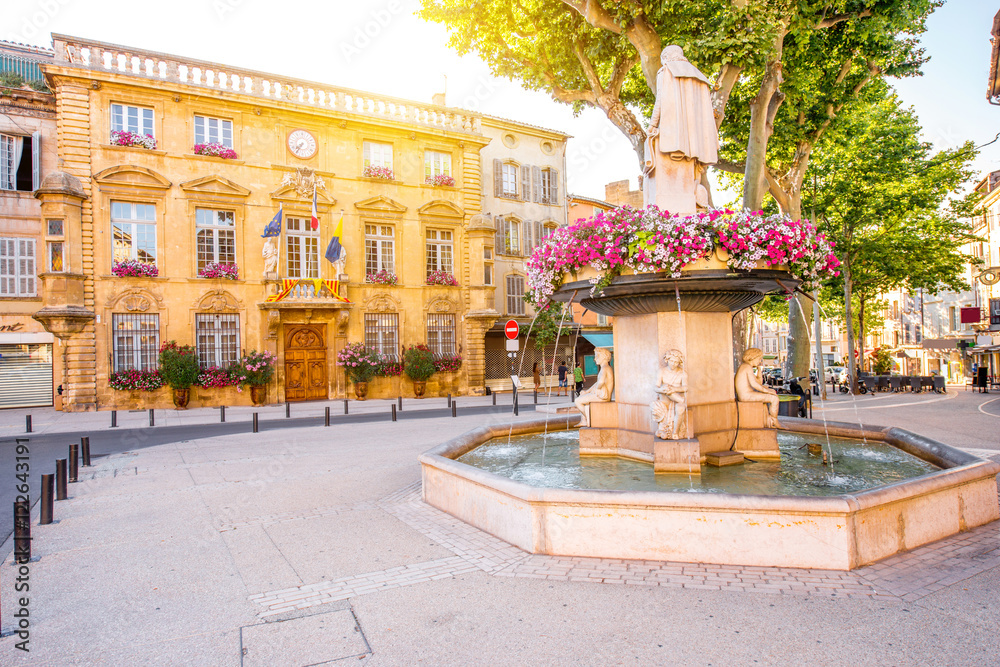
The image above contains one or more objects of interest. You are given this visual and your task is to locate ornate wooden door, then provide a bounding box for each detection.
[284,324,327,401]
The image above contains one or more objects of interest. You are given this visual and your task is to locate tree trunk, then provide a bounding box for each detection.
[787,294,812,382]
[743,35,786,210]
[733,310,750,372]
[858,298,866,374]
[844,264,857,395]
[813,292,827,400]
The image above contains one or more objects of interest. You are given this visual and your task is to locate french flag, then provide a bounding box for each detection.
[310,184,319,231]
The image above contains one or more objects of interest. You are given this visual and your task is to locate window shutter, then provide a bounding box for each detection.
[493,214,503,251]
[19,239,35,296]
[548,168,559,204]
[534,221,544,248]
[31,131,41,191]
[532,166,542,203]
[493,158,502,196]
[522,220,533,256]
[521,165,531,201]
[503,218,512,254]
[0,239,13,295]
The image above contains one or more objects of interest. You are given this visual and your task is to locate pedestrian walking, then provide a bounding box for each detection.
[532,362,541,392]
[573,361,585,397]
[557,360,569,396]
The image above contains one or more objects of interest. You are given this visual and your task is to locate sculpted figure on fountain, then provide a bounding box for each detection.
[575,347,614,427]
[735,348,780,428]
[651,349,689,440]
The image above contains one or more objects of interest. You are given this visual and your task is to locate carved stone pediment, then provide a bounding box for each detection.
[105,287,164,311]
[197,289,241,313]
[426,296,457,313]
[355,195,407,217]
[272,167,332,201]
[364,292,401,313]
[418,199,464,219]
[94,165,171,190]
[180,175,251,198]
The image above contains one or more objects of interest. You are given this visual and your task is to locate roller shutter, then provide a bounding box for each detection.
[0,343,53,408]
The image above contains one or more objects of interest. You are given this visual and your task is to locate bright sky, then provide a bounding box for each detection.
[5,0,997,203]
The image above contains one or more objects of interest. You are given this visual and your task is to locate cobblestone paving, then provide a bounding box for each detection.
[248,483,1000,617]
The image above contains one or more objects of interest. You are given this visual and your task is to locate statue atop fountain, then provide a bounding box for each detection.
[643,45,718,214]
[651,349,689,440]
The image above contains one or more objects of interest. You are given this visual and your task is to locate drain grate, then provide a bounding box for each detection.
[240,607,370,666]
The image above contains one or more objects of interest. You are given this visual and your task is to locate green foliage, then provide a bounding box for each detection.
[531,301,573,350]
[871,346,892,374]
[157,341,201,390]
[0,72,25,88]
[403,345,436,382]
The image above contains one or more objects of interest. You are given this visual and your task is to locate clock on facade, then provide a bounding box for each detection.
[287,129,317,159]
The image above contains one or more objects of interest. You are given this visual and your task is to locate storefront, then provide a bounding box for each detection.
[0,326,55,409]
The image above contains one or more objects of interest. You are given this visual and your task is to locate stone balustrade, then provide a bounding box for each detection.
[51,34,481,134]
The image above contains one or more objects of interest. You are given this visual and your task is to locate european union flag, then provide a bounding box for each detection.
[261,203,282,238]
[325,213,344,263]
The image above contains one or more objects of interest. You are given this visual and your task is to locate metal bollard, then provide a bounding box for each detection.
[81,436,91,466]
[14,500,30,563]
[398,396,402,411]
[111,410,118,428]
[492,391,496,406]
[220,405,226,423]
[513,388,519,416]
[148,408,154,427]
[324,406,330,427]
[252,412,259,433]
[452,402,457,418]
[391,404,397,422]
[40,474,54,525]
[56,459,67,500]
[534,389,538,404]
[285,402,290,418]
[344,399,349,415]
[448,393,452,407]
[69,444,79,483]
[25,415,32,433]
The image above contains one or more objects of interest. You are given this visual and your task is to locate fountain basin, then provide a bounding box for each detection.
[420,416,999,570]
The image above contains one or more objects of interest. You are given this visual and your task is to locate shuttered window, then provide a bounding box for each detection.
[196,313,240,368]
[194,115,233,147]
[0,134,16,190]
[427,314,456,357]
[364,313,398,358]
[506,275,525,315]
[501,163,518,196]
[542,168,558,204]
[0,237,36,296]
[112,313,160,371]
[0,344,52,408]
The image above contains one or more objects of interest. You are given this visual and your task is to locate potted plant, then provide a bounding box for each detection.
[403,344,436,397]
[337,343,378,399]
[235,350,276,405]
[193,142,238,159]
[363,165,394,180]
[158,341,200,409]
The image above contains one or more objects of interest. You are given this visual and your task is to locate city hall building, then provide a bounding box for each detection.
[1,34,568,410]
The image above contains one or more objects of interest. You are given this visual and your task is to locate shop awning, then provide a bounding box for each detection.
[582,333,614,349]
[894,349,918,358]
[922,338,972,350]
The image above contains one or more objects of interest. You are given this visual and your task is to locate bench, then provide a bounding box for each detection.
[486,374,562,394]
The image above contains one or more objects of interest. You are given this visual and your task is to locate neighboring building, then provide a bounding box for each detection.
[965,171,1000,377]
[0,41,59,409]
[567,192,611,225]
[29,33,512,410]
[566,192,615,376]
[479,117,572,391]
[603,178,643,209]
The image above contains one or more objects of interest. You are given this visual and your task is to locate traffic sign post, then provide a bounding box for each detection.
[505,320,520,415]
[504,319,519,340]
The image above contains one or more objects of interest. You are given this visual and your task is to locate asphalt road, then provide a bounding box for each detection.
[0,403,521,544]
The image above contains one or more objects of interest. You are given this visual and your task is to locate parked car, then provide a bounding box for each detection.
[825,366,847,383]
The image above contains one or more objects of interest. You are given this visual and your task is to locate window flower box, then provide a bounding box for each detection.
[425,174,455,187]
[434,354,462,373]
[363,165,394,180]
[193,142,238,159]
[366,270,398,285]
[195,366,239,388]
[425,270,458,286]
[109,369,164,391]
[110,130,157,150]
[199,262,239,280]
[112,260,159,277]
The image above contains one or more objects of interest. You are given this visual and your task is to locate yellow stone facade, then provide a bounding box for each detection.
[34,34,519,410]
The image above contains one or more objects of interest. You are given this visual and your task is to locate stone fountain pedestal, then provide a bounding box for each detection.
[555,264,796,471]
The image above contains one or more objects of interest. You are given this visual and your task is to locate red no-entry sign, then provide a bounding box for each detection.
[504,319,519,340]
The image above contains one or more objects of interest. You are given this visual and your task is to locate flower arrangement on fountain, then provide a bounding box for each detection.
[110,130,157,149]
[112,259,158,277]
[425,174,455,187]
[195,366,239,388]
[524,206,840,307]
[434,354,462,373]
[363,165,394,180]
[109,368,164,391]
[336,342,380,383]
[199,262,239,280]
[193,142,238,159]
[366,270,398,285]
[425,270,458,286]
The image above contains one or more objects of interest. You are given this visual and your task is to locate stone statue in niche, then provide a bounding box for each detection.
[642,45,719,213]
[735,348,780,428]
[651,349,688,440]
[262,237,279,276]
[575,347,614,428]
